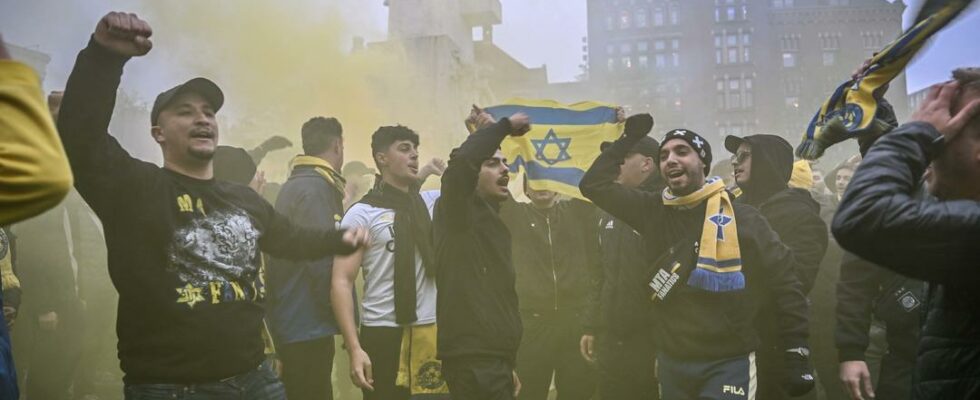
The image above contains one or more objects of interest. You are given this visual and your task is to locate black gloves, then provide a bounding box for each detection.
[782,347,816,397]
[624,113,654,139]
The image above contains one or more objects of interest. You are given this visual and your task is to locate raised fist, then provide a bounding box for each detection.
[93,12,153,57]
[624,113,655,139]
[508,112,531,137]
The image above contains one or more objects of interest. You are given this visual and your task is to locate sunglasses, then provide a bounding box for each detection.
[731,151,752,165]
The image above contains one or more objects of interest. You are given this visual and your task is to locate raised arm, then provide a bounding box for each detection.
[57,12,155,215]
[0,39,72,225]
[832,82,980,286]
[437,114,524,230]
[579,114,661,234]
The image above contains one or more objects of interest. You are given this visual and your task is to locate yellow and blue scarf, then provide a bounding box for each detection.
[796,0,974,160]
[663,177,744,292]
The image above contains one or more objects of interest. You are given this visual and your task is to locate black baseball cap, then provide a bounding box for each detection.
[600,136,660,158]
[151,77,224,125]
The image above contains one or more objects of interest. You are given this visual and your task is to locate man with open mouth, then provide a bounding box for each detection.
[581,115,813,400]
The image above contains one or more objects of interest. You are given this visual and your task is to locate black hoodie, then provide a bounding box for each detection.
[728,135,828,293]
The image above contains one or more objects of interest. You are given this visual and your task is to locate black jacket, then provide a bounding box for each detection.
[835,251,922,363]
[434,120,522,365]
[734,134,828,293]
[832,122,980,399]
[500,198,599,315]
[754,189,827,293]
[581,133,809,361]
[583,177,663,339]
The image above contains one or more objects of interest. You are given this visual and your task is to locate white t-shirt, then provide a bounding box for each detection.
[341,190,441,327]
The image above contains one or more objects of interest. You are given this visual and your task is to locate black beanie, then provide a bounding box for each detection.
[661,129,712,175]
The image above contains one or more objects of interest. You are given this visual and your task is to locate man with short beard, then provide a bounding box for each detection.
[581,115,813,400]
[832,69,980,400]
[56,12,368,398]
[332,126,445,400]
[434,110,530,399]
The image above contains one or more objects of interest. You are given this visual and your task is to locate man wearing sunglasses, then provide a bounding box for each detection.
[725,134,828,399]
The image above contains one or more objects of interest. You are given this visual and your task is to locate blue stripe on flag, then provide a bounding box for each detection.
[508,156,584,187]
[485,105,618,126]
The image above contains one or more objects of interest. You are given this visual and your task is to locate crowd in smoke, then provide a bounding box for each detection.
[2,5,980,400]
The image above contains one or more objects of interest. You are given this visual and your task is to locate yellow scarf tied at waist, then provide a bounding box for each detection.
[396,323,450,398]
[663,177,744,292]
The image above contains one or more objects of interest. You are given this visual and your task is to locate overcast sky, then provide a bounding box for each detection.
[1,0,977,98]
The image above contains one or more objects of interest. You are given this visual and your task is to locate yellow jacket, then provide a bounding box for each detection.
[0,60,72,225]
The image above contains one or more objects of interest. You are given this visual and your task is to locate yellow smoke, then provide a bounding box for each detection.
[139,1,435,182]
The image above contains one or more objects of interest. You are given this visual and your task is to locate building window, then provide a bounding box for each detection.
[727,34,737,47]
[607,58,616,72]
[672,52,680,67]
[636,9,648,28]
[637,41,649,52]
[653,7,665,26]
[672,39,680,50]
[822,51,836,66]
[782,53,796,68]
[621,57,632,69]
[742,47,751,63]
[638,55,649,68]
[742,33,751,46]
[619,10,631,29]
[655,54,666,68]
[727,6,736,21]
[655,40,666,51]
[605,16,615,31]
[670,6,679,24]
[606,44,616,55]
[716,49,723,65]
[621,43,632,54]
[728,48,738,64]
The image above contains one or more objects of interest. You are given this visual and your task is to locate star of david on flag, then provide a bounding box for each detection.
[485,99,623,201]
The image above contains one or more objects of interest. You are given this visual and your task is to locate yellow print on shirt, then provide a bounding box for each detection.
[176,194,207,216]
[176,279,265,309]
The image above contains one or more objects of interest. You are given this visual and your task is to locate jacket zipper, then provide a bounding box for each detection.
[546,216,559,311]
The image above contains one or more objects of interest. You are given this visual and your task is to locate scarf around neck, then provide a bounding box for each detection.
[290,155,347,195]
[359,180,435,325]
[663,177,744,292]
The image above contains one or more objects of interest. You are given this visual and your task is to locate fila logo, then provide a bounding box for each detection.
[722,385,746,396]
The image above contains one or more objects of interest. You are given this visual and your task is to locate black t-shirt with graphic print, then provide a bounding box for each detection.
[58,39,355,384]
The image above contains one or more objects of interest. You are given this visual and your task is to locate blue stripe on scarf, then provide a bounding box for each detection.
[687,268,746,292]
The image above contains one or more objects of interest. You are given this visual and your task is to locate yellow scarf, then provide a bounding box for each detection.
[663,177,744,292]
[289,155,347,195]
[396,324,450,397]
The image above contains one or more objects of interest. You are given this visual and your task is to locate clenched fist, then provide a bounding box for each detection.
[94,12,153,57]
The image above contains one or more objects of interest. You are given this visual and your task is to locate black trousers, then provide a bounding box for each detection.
[875,351,914,400]
[24,308,83,400]
[444,357,516,400]
[278,336,336,400]
[360,326,409,400]
[596,333,659,400]
[516,311,595,400]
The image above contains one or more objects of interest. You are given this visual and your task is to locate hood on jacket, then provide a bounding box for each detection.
[725,134,794,206]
